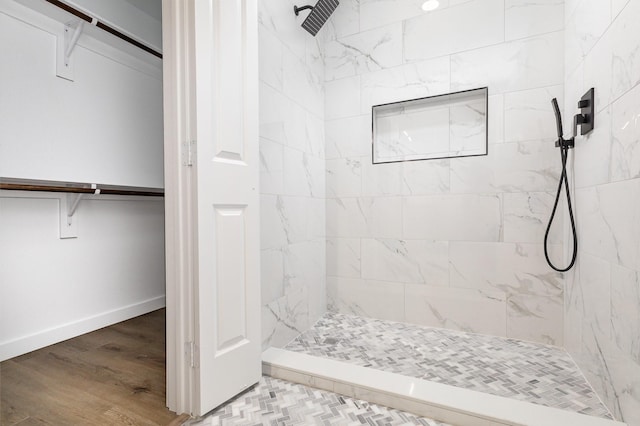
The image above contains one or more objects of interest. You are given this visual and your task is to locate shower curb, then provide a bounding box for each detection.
[262,348,626,426]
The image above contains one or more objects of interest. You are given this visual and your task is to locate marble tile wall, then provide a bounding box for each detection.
[563,1,640,423]
[259,0,327,349]
[323,0,566,346]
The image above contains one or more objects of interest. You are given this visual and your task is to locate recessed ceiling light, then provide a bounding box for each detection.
[421,0,440,11]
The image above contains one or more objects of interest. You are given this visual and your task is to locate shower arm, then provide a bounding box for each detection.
[294,5,314,15]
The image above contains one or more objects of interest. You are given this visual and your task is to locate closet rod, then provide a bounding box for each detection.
[0,179,164,197]
[44,0,163,59]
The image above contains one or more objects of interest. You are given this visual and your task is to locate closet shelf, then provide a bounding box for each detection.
[0,178,164,197]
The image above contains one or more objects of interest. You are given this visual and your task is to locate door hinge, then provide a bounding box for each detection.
[182,140,196,166]
[186,341,198,368]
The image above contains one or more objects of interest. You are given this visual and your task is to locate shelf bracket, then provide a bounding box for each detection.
[59,194,78,239]
[59,184,100,239]
[56,20,85,81]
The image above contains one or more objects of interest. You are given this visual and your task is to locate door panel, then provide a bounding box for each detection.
[192,0,260,416]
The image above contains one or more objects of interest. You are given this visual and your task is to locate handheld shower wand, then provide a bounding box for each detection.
[544,89,594,272]
[544,98,577,272]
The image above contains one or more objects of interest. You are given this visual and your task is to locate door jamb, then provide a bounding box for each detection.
[162,0,197,415]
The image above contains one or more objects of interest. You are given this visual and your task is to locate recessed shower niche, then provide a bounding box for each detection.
[372,87,488,163]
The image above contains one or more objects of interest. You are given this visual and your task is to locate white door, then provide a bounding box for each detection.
[162,0,261,417]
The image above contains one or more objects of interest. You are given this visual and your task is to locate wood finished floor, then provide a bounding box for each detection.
[0,309,189,426]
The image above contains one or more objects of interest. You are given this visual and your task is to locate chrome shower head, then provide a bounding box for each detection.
[294,0,339,36]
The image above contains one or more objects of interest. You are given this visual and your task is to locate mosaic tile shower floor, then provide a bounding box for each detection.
[201,376,452,425]
[285,312,611,419]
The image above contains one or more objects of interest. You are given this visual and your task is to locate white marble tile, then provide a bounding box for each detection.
[259,25,284,91]
[325,115,371,160]
[564,0,611,77]
[283,148,323,197]
[448,97,487,154]
[326,197,369,238]
[327,276,405,321]
[308,273,327,328]
[503,85,564,143]
[505,0,564,41]
[603,344,640,425]
[404,284,507,336]
[611,0,629,18]
[401,159,450,195]
[283,50,324,117]
[575,107,611,189]
[507,294,563,345]
[261,195,288,249]
[451,31,564,94]
[368,196,403,238]
[262,286,309,349]
[305,112,325,158]
[283,100,307,151]
[258,0,306,60]
[579,323,620,420]
[306,36,325,82]
[577,180,640,271]
[284,240,325,293]
[610,0,640,100]
[259,82,287,144]
[580,253,610,342]
[563,61,584,140]
[450,140,560,194]
[323,0,360,40]
[325,23,403,81]
[449,242,564,298]
[261,247,285,305]
[260,138,284,195]
[564,265,584,359]
[611,82,640,182]
[584,29,613,114]
[326,197,402,238]
[308,197,327,241]
[403,194,502,241]
[610,263,640,363]
[326,157,362,198]
[361,159,403,196]
[403,0,504,62]
[360,57,450,114]
[326,238,361,278]
[325,75,361,120]
[359,0,417,32]
[279,195,317,244]
[564,0,581,22]
[361,239,449,285]
[488,94,505,145]
[503,192,562,244]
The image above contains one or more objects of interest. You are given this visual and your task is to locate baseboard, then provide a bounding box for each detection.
[0,295,165,362]
[262,348,627,426]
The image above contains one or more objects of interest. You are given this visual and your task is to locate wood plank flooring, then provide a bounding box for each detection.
[0,309,189,426]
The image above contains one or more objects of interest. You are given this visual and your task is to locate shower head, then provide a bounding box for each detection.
[294,0,339,36]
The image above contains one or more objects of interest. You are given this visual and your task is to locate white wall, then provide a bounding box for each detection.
[323,0,566,345]
[0,1,165,361]
[0,2,164,188]
[258,1,327,348]
[563,0,640,423]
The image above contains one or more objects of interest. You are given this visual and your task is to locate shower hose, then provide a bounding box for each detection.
[544,98,578,272]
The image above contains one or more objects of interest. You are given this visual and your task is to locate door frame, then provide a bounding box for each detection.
[162,0,196,415]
